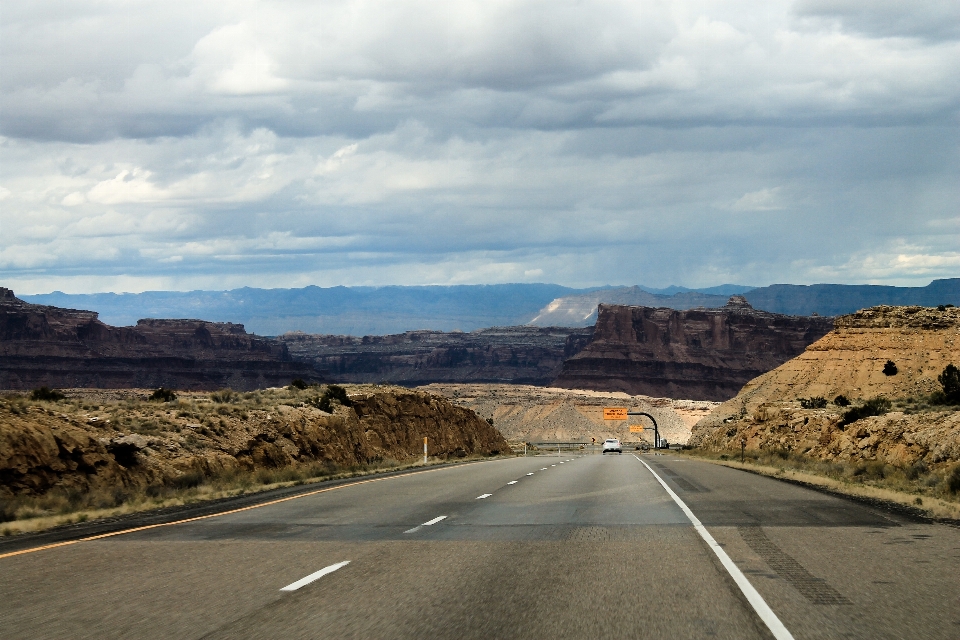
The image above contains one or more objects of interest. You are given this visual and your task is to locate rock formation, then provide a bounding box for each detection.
[689,305,960,468]
[423,383,718,446]
[0,386,509,499]
[0,288,316,391]
[280,325,593,387]
[552,296,834,401]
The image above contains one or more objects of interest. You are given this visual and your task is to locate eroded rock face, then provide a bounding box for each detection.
[0,288,316,391]
[0,387,509,498]
[553,297,833,401]
[689,305,960,467]
[279,326,593,386]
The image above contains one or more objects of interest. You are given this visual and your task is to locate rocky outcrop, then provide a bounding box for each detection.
[280,326,593,386]
[423,383,718,446]
[0,288,317,391]
[552,297,834,401]
[689,305,960,468]
[0,386,509,498]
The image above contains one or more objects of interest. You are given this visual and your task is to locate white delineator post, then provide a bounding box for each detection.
[424,437,428,465]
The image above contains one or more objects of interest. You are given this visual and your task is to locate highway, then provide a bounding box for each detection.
[1,453,958,639]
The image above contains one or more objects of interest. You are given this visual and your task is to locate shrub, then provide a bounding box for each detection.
[290,378,308,390]
[210,388,235,403]
[833,395,850,407]
[800,397,827,409]
[937,364,960,404]
[947,465,960,494]
[149,387,177,402]
[30,387,65,401]
[839,397,891,427]
[882,360,898,376]
[307,384,353,413]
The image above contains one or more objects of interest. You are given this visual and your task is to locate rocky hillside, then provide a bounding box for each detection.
[553,297,833,401]
[0,386,508,499]
[689,306,960,468]
[280,326,593,387]
[423,383,718,446]
[0,288,316,391]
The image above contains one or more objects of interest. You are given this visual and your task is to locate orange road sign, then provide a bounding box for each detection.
[629,425,644,432]
[603,407,628,420]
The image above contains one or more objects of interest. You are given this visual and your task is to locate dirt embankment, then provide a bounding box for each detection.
[690,306,960,469]
[422,383,718,446]
[0,386,509,499]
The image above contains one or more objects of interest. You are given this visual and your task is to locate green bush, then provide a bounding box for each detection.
[947,465,960,494]
[307,384,353,413]
[149,387,177,402]
[839,397,891,427]
[882,360,898,376]
[30,387,65,401]
[289,378,308,390]
[833,394,850,407]
[937,364,960,404]
[800,397,827,409]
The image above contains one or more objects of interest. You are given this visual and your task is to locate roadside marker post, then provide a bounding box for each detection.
[424,437,428,465]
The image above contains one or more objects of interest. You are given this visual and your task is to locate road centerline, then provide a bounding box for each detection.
[280,560,350,592]
[636,455,796,640]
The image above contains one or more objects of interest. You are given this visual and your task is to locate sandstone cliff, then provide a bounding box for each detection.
[0,288,316,391]
[553,297,833,401]
[280,326,593,387]
[689,306,960,468]
[0,386,509,499]
[424,383,717,446]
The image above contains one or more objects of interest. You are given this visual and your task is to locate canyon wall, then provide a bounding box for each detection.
[280,326,593,387]
[553,296,834,401]
[0,288,316,391]
[689,305,960,468]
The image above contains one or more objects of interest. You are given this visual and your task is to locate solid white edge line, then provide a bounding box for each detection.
[634,456,795,640]
[280,560,351,592]
[476,493,492,499]
[422,515,447,526]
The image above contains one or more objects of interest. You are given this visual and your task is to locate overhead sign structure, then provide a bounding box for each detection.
[603,407,628,420]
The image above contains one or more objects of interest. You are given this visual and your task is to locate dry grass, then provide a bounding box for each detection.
[0,454,491,537]
[680,448,960,521]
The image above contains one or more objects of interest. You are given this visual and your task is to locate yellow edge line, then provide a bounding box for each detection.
[0,463,458,560]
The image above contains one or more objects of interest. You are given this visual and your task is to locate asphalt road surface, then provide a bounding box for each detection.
[2,453,959,639]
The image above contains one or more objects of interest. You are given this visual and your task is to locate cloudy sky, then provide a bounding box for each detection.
[2,0,958,294]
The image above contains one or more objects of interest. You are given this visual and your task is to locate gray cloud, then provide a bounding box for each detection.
[1,1,958,295]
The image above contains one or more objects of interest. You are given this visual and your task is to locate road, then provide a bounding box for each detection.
[1,453,958,639]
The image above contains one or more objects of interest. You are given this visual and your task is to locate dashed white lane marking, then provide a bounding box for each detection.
[507,481,518,485]
[540,468,547,470]
[476,493,492,499]
[280,561,350,592]
[635,456,795,640]
[526,473,534,476]
[404,515,447,533]
[559,462,564,464]
[551,464,556,467]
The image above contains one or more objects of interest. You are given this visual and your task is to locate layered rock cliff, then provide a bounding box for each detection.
[0,288,316,391]
[0,386,509,499]
[553,297,834,401]
[689,306,960,468]
[279,326,593,386]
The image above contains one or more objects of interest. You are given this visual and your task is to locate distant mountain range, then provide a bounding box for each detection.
[529,279,960,326]
[17,279,960,336]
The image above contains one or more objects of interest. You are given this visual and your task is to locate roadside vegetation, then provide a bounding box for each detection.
[0,382,499,536]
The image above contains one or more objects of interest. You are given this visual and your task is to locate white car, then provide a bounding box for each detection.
[601,438,622,454]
